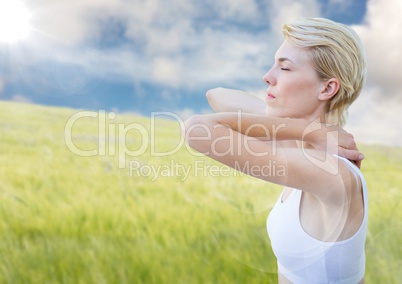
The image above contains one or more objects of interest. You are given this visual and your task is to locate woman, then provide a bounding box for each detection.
[182,18,368,283]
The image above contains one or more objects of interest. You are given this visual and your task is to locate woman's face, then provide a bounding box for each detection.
[263,40,325,119]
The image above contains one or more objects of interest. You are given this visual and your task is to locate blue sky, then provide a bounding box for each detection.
[0,0,401,146]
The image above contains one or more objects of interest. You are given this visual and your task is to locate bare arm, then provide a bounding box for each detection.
[189,112,363,160]
[182,113,363,202]
[206,87,266,114]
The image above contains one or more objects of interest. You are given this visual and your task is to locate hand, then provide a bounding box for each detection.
[302,120,364,168]
[335,128,364,169]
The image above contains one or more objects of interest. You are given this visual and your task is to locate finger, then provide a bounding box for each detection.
[338,147,364,163]
[339,134,357,150]
[334,129,355,148]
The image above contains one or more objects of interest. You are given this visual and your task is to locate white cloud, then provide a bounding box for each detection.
[21,0,272,90]
[182,30,273,87]
[23,0,320,91]
[327,0,353,9]
[353,0,402,95]
[268,0,320,44]
[123,1,196,56]
[211,0,260,20]
[11,94,32,104]
[13,1,323,92]
[347,88,402,146]
[29,1,91,44]
[151,57,183,87]
[347,0,402,146]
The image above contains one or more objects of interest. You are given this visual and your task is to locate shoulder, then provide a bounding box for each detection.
[334,155,366,202]
[283,148,363,204]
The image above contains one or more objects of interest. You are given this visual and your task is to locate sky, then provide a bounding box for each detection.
[0,0,401,146]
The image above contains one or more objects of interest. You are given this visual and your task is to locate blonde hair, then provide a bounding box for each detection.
[283,17,367,126]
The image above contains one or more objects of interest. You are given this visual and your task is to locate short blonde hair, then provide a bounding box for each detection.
[283,17,367,126]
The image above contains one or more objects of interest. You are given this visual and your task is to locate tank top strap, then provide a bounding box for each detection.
[334,155,369,212]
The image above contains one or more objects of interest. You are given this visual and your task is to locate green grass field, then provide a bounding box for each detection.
[0,101,401,283]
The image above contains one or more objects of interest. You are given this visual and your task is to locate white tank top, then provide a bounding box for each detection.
[266,156,368,284]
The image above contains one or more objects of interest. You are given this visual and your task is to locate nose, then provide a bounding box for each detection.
[262,67,276,86]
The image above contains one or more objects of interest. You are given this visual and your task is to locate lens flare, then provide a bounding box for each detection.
[0,0,31,42]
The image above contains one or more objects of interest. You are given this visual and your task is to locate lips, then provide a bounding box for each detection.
[266,92,276,100]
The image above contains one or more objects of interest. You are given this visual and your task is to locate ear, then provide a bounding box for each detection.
[318,78,340,101]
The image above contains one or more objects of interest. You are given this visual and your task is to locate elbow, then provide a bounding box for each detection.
[205,88,214,104]
[206,87,224,112]
[206,87,223,102]
[206,87,220,99]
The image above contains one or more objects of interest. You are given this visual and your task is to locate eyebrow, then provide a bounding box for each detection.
[277,57,294,63]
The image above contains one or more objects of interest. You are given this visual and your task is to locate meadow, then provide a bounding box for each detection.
[0,101,401,283]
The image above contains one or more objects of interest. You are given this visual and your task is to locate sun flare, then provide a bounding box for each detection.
[0,0,31,42]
